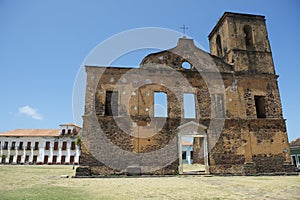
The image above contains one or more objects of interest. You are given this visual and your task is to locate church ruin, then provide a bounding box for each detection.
[76,12,293,176]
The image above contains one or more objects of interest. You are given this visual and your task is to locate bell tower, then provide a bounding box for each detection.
[208,12,275,74]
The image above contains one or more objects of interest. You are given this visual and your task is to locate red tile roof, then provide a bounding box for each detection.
[59,123,81,128]
[0,129,60,137]
[290,137,300,147]
[181,139,193,146]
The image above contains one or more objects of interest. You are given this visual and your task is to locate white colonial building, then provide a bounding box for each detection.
[0,124,81,165]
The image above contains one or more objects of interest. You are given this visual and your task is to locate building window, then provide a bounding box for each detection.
[105,91,119,116]
[71,141,76,150]
[44,155,49,164]
[19,142,23,150]
[72,128,78,135]
[182,61,191,69]
[33,155,37,164]
[254,96,266,118]
[62,141,67,150]
[70,156,75,164]
[26,142,31,150]
[4,141,8,150]
[154,92,168,117]
[45,141,50,150]
[53,155,57,163]
[190,151,194,160]
[34,142,39,150]
[212,94,225,118]
[67,129,71,134]
[62,129,66,135]
[184,93,196,118]
[61,155,66,164]
[9,155,13,164]
[25,155,29,163]
[11,141,16,150]
[216,35,222,57]
[182,151,187,160]
[243,25,253,49]
[17,155,22,164]
[54,141,58,150]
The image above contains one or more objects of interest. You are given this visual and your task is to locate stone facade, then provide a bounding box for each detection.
[76,12,293,176]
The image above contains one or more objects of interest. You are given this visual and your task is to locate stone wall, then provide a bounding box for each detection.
[77,12,293,176]
[209,119,293,175]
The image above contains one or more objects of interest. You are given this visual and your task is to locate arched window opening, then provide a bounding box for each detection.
[182,61,191,69]
[243,25,253,49]
[216,35,222,57]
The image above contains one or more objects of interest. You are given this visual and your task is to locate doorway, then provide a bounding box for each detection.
[180,136,206,174]
[177,121,209,174]
[44,155,49,164]
[61,156,66,164]
[52,155,57,164]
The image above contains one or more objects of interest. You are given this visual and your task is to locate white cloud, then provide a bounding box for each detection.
[18,105,43,120]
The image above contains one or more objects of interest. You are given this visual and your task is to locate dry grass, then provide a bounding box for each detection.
[0,165,299,199]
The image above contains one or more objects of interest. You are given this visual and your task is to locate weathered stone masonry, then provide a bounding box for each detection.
[76,12,293,176]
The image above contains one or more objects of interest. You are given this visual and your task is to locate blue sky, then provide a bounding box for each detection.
[0,0,299,140]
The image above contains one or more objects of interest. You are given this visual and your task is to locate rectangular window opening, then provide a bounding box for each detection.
[4,141,8,150]
[9,155,13,164]
[54,142,58,150]
[71,141,76,150]
[105,91,119,116]
[70,156,75,164]
[154,92,168,117]
[61,156,66,164]
[34,142,39,150]
[53,156,57,163]
[17,155,21,164]
[255,96,266,118]
[45,141,50,150]
[26,142,31,150]
[184,93,196,118]
[44,155,49,164]
[62,141,67,150]
[11,141,16,150]
[19,142,23,150]
[33,155,37,164]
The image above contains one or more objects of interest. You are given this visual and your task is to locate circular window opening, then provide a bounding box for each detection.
[182,61,191,69]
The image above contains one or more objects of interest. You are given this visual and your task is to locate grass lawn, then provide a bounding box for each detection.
[0,165,299,199]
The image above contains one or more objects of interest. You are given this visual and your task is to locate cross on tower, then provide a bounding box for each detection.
[180,24,188,35]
